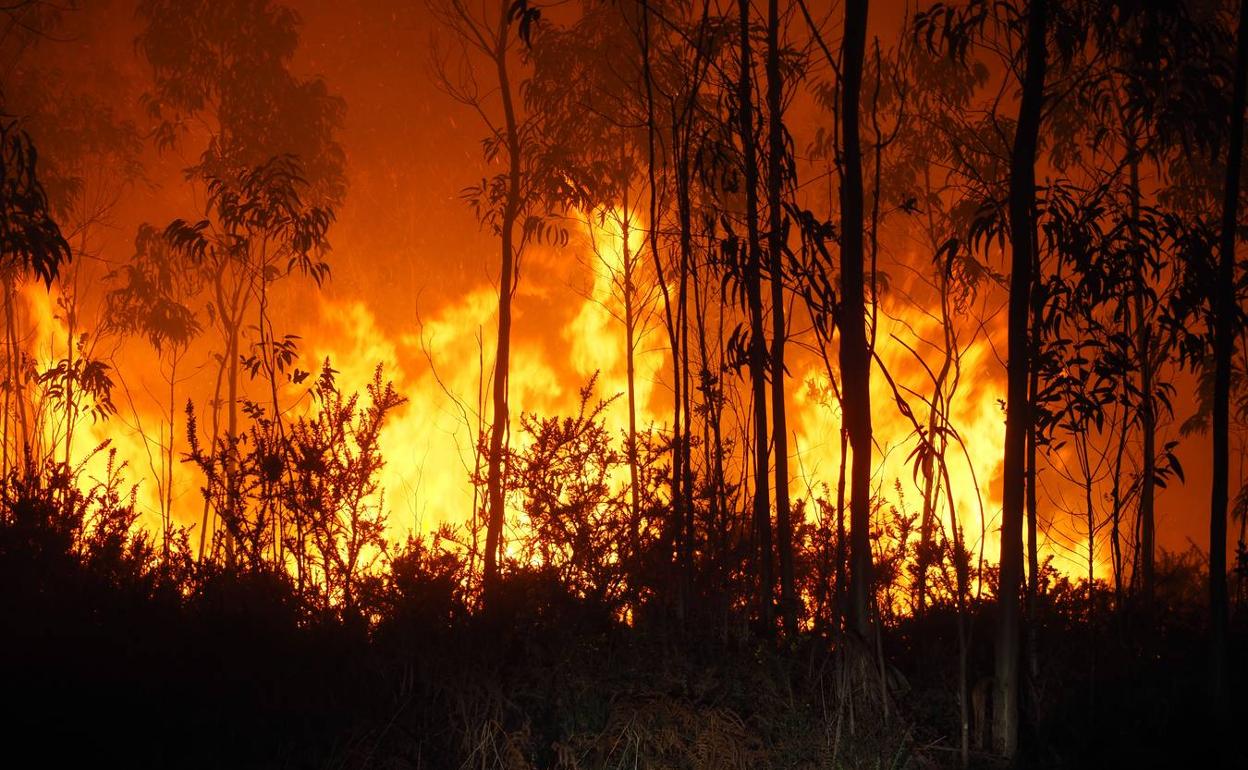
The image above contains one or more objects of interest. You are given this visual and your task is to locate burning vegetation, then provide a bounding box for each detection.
[0,0,1246,766]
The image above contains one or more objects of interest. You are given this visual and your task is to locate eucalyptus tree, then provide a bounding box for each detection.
[791,0,885,637]
[1030,181,1139,606]
[764,0,799,638]
[627,0,741,620]
[2,53,144,472]
[1208,0,1246,726]
[429,0,526,604]
[164,157,333,567]
[0,8,139,479]
[137,0,345,564]
[913,0,1079,754]
[733,0,776,633]
[0,118,70,476]
[104,225,202,557]
[877,32,1001,762]
[996,7,1048,747]
[1110,0,1248,724]
[524,0,660,573]
[1040,0,1236,616]
[876,29,991,619]
[430,0,586,605]
[1091,2,1174,606]
[838,0,873,640]
[136,0,345,202]
[669,1,725,619]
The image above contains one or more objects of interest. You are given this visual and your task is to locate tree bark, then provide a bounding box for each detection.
[994,0,1048,757]
[840,0,873,640]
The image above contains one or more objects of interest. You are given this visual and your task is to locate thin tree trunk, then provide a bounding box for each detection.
[738,0,774,633]
[469,329,485,593]
[2,271,11,481]
[482,3,521,606]
[224,302,240,567]
[675,118,697,617]
[917,167,948,618]
[1110,397,1129,607]
[639,0,684,622]
[1026,270,1042,604]
[938,460,971,768]
[917,400,939,615]
[994,0,1048,757]
[1025,234,1044,689]
[1120,138,1158,610]
[1085,447,1095,590]
[1209,0,1247,726]
[621,188,642,556]
[765,0,796,638]
[63,282,76,470]
[1132,205,1157,609]
[836,425,849,631]
[213,255,249,568]
[164,352,178,559]
[199,327,226,564]
[5,272,29,473]
[840,0,872,640]
[1025,362,1040,683]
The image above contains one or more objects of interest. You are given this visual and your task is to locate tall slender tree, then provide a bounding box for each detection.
[137,0,344,562]
[737,0,775,632]
[840,0,873,639]
[431,0,534,605]
[1210,0,1247,727]
[994,0,1048,756]
[766,0,796,638]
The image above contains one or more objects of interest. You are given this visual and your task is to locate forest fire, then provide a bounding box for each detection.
[1,0,1245,767]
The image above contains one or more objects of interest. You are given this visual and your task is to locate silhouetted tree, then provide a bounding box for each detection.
[105,225,203,554]
[1209,0,1247,728]
[734,0,775,635]
[432,0,583,606]
[166,156,333,565]
[840,0,874,641]
[0,118,70,474]
[524,1,659,572]
[137,0,344,562]
[995,0,1048,754]
[765,0,797,638]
